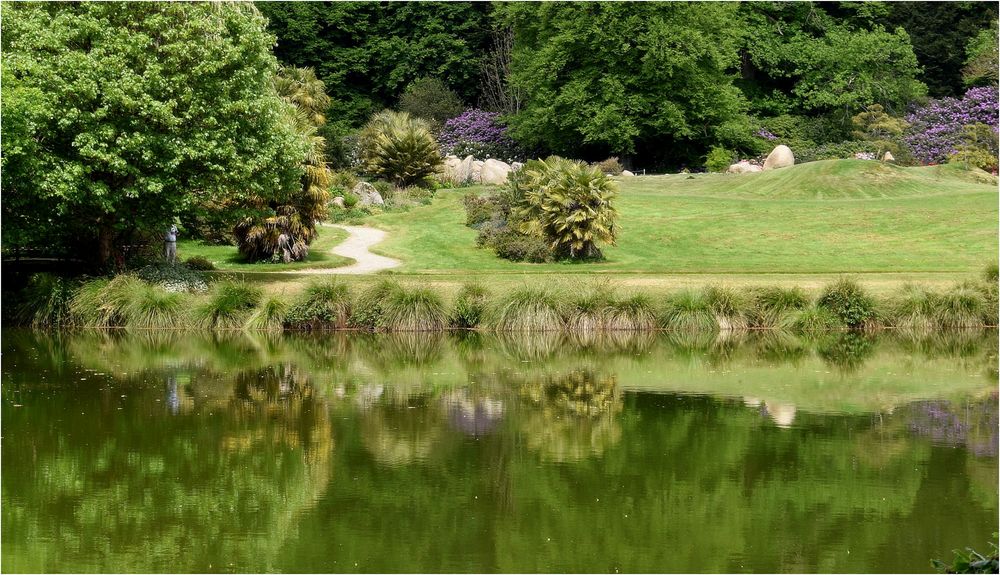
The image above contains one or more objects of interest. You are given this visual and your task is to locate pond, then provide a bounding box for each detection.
[2,329,997,573]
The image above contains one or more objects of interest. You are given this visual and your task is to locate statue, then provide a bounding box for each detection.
[164,224,178,263]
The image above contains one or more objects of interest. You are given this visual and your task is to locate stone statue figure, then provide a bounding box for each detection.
[164,224,178,263]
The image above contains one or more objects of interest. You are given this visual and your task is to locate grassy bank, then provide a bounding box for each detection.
[13,267,998,333]
[358,160,997,275]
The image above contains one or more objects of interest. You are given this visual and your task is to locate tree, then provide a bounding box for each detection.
[397,77,464,131]
[358,110,443,188]
[499,2,749,168]
[963,20,999,88]
[234,67,333,263]
[851,104,909,159]
[1,3,304,268]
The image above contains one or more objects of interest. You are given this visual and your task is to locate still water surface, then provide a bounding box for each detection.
[2,329,997,573]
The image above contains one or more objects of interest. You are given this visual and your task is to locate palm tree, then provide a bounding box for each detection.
[234,67,332,262]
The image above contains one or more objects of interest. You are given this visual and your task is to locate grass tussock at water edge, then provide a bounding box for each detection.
[10,268,999,333]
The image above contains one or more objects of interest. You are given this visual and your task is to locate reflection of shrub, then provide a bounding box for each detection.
[817,331,876,372]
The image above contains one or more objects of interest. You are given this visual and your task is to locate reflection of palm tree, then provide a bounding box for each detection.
[360,402,446,466]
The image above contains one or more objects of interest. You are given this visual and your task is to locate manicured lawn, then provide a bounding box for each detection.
[362,160,998,276]
[176,225,351,272]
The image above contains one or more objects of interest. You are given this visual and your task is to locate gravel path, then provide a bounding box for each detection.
[285,224,401,275]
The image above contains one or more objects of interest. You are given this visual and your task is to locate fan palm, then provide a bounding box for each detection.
[358,110,442,187]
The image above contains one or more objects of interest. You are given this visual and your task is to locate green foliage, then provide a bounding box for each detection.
[795,141,880,163]
[949,123,999,172]
[134,263,208,293]
[398,77,464,131]
[68,275,187,330]
[748,286,810,329]
[932,537,999,574]
[284,280,352,330]
[488,287,566,331]
[501,2,748,160]
[1,3,305,268]
[358,110,443,187]
[703,285,752,330]
[379,286,449,331]
[817,278,877,328]
[451,284,491,329]
[234,66,333,263]
[963,20,999,87]
[593,157,624,176]
[351,280,404,330]
[15,273,75,328]
[245,297,289,332]
[851,104,909,159]
[195,282,263,330]
[118,282,187,330]
[462,194,498,227]
[705,146,736,173]
[513,157,619,260]
[660,290,716,332]
[790,306,843,334]
[184,256,216,272]
[343,192,360,210]
[476,223,554,263]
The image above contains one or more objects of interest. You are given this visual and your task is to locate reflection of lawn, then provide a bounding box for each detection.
[175,227,351,271]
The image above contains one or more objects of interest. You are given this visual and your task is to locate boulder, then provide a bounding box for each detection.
[726,161,759,174]
[762,145,794,170]
[455,155,475,184]
[440,155,465,184]
[621,169,635,177]
[352,181,384,206]
[331,196,345,209]
[480,159,512,185]
[471,160,485,183]
[511,161,525,171]
[882,151,895,162]
[745,165,762,173]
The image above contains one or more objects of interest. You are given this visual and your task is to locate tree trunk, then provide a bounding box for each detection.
[97,223,115,269]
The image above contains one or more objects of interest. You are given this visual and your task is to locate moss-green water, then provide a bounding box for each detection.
[2,329,996,573]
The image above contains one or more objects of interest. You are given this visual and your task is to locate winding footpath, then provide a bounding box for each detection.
[285,223,401,275]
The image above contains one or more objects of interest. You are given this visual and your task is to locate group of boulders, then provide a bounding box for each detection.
[441,155,524,185]
[727,144,795,174]
[332,181,385,209]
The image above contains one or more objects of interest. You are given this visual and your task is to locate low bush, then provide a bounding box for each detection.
[284,279,352,330]
[933,285,986,328]
[488,287,566,331]
[795,140,880,163]
[379,286,449,331]
[748,286,810,329]
[134,263,208,293]
[195,281,262,329]
[351,280,403,329]
[16,273,75,328]
[661,290,716,332]
[705,146,735,173]
[463,194,497,227]
[593,157,624,175]
[703,285,751,330]
[342,191,360,209]
[566,289,615,332]
[817,278,877,328]
[452,283,490,329]
[483,226,553,263]
[185,256,215,271]
[245,297,288,332]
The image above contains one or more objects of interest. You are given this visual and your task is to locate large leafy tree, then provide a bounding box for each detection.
[256,2,492,130]
[498,2,749,167]
[739,3,926,120]
[1,2,304,268]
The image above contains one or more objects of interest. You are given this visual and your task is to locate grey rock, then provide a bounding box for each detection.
[332,196,345,209]
[480,159,512,185]
[352,181,384,206]
[621,169,635,176]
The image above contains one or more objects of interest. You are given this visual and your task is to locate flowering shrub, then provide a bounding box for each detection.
[438,108,524,163]
[854,152,876,160]
[904,87,998,164]
[756,128,777,141]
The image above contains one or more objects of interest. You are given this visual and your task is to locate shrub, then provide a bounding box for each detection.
[606,294,658,331]
[795,140,880,163]
[983,263,999,284]
[463,194,497,227]
[884,284,936,330]
[388,186,434,208]
[513,157,619,260]
[15,273,75,328]
[703,285,751,330]
[438,108,524,163]
[705,146,735,173]
[342,191,360,209]
[593,157,624,175]
[452,284,491,329]
[351,280,403,329]
[68,275,187,329]
[285,280,352,330]
[358,110,442,187]
[245,297,288,332]
[398,77,464,131]
[748,286,810,329]
[477,223,553,263]
[948,123,999,172]
[195,281,262,329]
[379,286,449,331]
[816,278,877,328]
[566,288,616,332]
[185,256,215,271]
[904,86,998,164]
[851,104,909,160]
[789,305,843,334]
[329,169,359,191]
[661,290,716,332]
[933,285,986,328]
[488,287,566,331]
[134,263,208,293]
[120,282,187,330]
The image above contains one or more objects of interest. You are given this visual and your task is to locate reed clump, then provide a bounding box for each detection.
[488,286,566,332]
[379,286,448,331]
[285,280,352,330]
[451,283,490,329]
[245,296,289,332]
[660,290,716,332]
[350,279,403,329]
[195,281,262,329]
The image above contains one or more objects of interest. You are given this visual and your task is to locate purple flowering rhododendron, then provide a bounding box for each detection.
[904,86,999,164]
[438,108,523,161]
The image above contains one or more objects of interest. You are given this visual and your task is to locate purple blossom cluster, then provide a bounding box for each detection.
[903,86,999,164]
[438,108,522,161]
[756,128,777,141]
